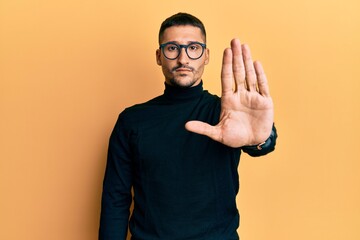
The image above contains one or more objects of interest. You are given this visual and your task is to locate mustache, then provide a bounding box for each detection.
[172,65,194,72]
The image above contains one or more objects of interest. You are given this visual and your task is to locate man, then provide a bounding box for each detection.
[99,12,277,240]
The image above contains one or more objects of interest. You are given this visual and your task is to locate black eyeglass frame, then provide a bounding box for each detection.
[159,41,207,60]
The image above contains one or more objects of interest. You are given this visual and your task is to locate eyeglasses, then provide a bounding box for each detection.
[159,41,206,60]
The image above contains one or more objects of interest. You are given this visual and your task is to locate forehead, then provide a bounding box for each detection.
[160,25,205,44]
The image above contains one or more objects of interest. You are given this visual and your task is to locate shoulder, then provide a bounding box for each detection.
[201,90,221,108]
[117,95,164,123]
[203,90,220,101]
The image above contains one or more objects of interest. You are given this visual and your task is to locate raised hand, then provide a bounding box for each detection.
[185,38,274,148]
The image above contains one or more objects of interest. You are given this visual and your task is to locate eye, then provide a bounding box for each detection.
[167,45,179,52]
[188,44,201,51]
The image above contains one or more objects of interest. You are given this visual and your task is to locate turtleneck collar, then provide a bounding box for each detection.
[163,81,204,101]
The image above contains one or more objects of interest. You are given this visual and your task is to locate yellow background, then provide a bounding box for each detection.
[1,0,359,239]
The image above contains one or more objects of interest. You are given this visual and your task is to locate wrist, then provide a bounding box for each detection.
[246,127,276,151]
[255,141,267,150]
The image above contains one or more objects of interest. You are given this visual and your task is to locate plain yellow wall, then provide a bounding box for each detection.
[1,0,359,239]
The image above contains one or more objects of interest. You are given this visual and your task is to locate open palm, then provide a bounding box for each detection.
[185,39,274,148]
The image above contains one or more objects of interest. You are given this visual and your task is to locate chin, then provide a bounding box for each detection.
[170,77,200,88]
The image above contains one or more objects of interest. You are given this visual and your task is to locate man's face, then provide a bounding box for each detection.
[156,25,209,88]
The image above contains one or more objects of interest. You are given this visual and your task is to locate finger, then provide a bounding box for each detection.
[230,39,246,92]
[254,61,270,97]
[242,44,257,91]
[221,48,234,94]
[185,121,221,142]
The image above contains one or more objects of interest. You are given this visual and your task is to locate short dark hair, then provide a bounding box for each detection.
[158,12,206,44]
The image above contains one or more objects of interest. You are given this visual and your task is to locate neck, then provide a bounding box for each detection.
[165,78,202,89]
[163,80,204,101]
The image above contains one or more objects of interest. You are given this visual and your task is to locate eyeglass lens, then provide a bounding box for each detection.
[162,43,204,60]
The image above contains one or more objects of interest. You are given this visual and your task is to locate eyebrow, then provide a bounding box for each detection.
[161,40,204,45]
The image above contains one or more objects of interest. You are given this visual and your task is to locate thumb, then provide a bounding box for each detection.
[185,120,220,141]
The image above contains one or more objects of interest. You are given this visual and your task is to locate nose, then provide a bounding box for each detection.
[177,47,189,65]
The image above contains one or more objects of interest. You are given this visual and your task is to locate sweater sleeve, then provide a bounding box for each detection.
[241,124,278,157]
[99,113,133,240]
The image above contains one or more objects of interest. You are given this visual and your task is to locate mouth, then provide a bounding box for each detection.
[176,68,192,73]
[173,66,193,72]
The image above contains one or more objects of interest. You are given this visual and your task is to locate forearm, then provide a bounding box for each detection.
[99,189,132,240]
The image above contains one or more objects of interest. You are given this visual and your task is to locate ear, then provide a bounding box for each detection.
[156,49,162,66]
[204,48,210,65]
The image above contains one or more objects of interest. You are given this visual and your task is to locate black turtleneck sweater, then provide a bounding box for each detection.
[99,82,277,240]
